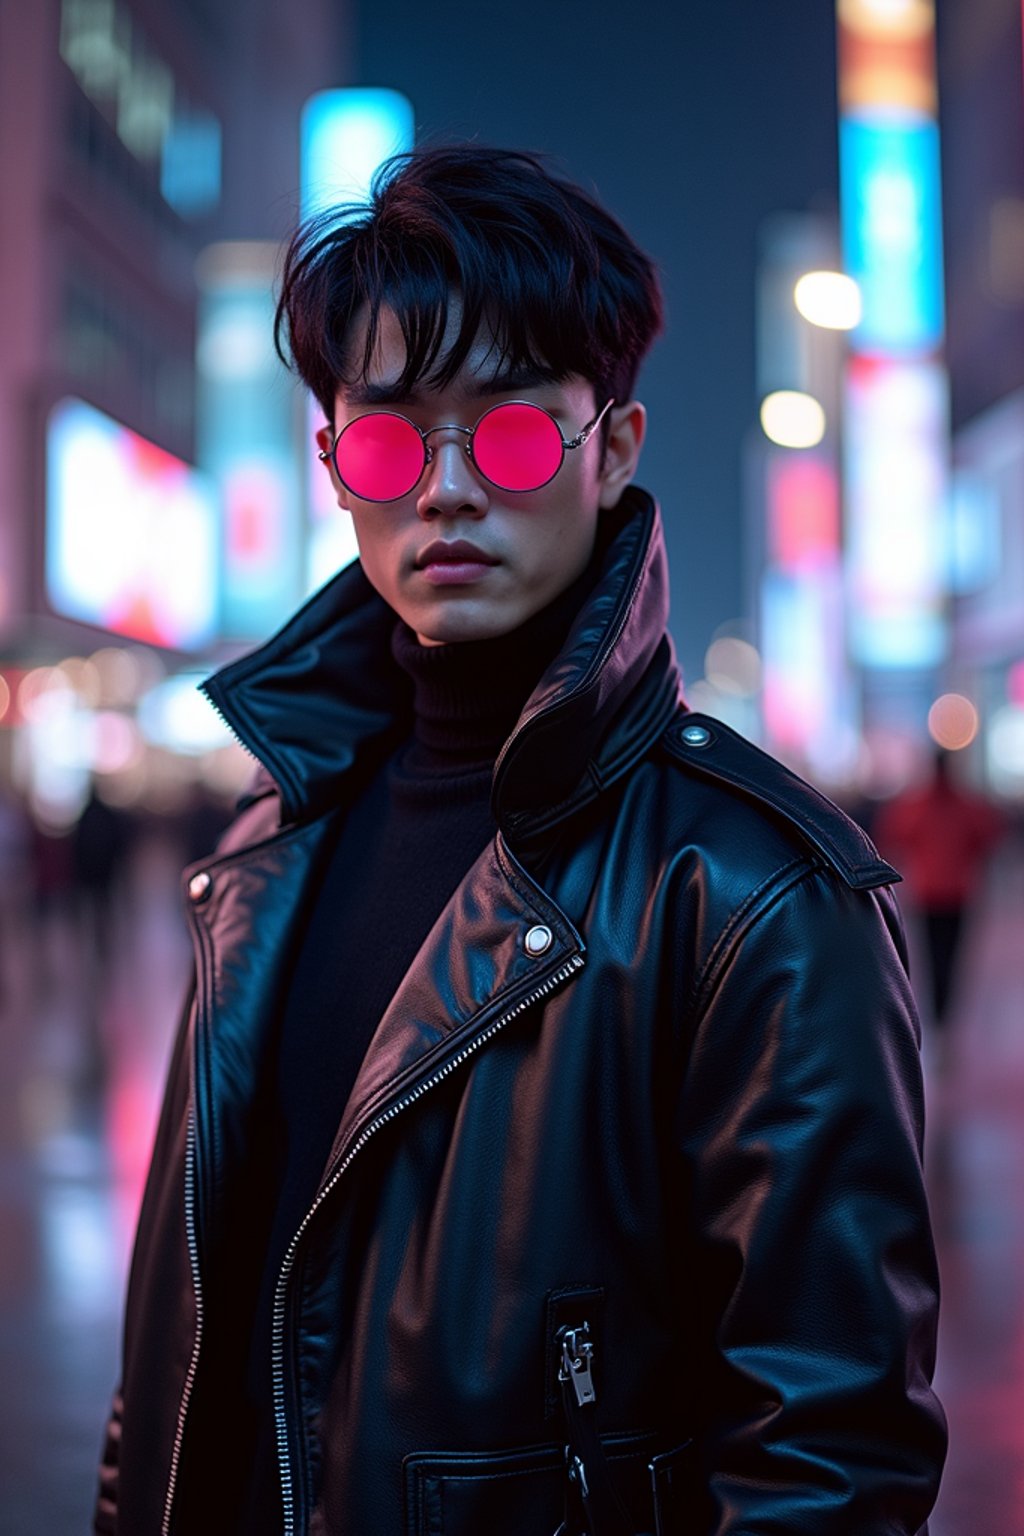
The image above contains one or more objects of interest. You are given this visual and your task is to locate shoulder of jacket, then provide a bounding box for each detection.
[207,767,281,858]
[658,712,899,891]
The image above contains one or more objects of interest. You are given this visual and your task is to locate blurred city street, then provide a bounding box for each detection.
[0,825,1022,1535]
[1,0,1023,1531]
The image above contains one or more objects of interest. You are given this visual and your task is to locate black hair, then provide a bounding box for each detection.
[274,144,664,425]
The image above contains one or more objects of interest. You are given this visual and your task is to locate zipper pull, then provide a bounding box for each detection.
[558,1322,597,1408]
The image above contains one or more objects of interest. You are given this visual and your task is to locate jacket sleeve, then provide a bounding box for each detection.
[675,861,947,1535]
[91,973,198,1535]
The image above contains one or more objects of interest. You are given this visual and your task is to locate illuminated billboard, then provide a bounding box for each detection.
[844,357,947,667]
[46,398,219,649]
[195,245,305,639]
[837,0,949,679]
[298,87,414,593]
[761,563,857,780]
[301,88,415,220]
[766,453,840,572]
[840,113,944,356]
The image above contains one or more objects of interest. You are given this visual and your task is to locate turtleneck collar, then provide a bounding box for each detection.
[389,549,604,776]
[202,486,682,835]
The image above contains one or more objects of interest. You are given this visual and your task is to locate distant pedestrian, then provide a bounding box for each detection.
[71,787,131,963]
[0,786,31,1009]
[876,749,1004,1035]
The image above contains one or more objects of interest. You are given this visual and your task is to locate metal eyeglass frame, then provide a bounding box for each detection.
[318,396,616,502]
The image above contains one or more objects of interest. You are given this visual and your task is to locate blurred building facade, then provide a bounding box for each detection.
[937,0,1024,799]
[0,0,344,822]
[740,0,1024,805]
[2,0,1022,821]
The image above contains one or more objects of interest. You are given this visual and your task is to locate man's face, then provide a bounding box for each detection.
[316,305,644,646]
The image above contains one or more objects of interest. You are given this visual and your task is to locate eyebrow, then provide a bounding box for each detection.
[344,366,558,408]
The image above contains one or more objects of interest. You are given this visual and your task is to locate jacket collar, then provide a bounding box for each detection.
[202,484,682,841]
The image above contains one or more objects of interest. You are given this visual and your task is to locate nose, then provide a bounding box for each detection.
[416,427,489,519]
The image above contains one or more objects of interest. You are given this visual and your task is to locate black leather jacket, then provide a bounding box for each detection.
[96,487,946,1535]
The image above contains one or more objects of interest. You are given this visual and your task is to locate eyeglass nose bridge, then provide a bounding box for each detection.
[421,421,474,469]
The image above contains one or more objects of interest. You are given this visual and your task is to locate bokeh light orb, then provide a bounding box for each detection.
[759,391,826,450]
[927,693,978,751]
[794,271,862,330]
[705,637,762,698]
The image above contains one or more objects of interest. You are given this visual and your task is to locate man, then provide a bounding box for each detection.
[96,145,946,1535]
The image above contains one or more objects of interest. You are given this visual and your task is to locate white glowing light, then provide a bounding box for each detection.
[856,0,931,29]
[838,0,934,37]
[987,705,1024,796]
[760,392,826,450]
[794,271,862,330]
[138,675,235,756]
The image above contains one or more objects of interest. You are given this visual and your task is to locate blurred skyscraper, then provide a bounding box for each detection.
[746,0,1024,801]
[937,0,1024,798]
[0,0,344,654]
[0,0,345,821]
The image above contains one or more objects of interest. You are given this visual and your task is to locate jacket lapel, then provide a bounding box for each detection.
[185,810,341,1228]
[319,832,586,1191]
[194,484,680,1203]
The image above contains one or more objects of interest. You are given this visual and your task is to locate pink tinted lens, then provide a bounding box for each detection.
[472,402,564,491]
[335,413,425,500]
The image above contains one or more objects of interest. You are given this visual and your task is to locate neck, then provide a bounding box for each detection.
[389,558,601,774]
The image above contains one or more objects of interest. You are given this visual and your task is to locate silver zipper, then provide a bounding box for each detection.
[270,949,586,1535]
[200,682,260,764]
[558,1323,597,1407]
[161,1107,204,1536]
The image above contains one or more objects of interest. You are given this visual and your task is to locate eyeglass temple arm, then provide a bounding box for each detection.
[565,397,615,450]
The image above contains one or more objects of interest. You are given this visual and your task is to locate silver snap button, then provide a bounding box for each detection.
[188,870,212,903]
[524,924,553,957]
[681,724,712,748]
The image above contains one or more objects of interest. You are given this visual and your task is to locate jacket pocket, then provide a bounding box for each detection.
[404,1429,682,1536]
[649,1439,695,1536]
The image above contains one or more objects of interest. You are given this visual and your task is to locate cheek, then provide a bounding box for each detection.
[540,490,599,555]
[348,516,393,584]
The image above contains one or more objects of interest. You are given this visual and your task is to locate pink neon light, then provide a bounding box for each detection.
[767,455,840,572]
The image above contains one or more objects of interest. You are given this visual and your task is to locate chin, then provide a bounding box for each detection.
[411,603,523,646]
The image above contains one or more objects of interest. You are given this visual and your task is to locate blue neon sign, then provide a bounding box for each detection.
[840,112,945,356]
[301,88,415,220]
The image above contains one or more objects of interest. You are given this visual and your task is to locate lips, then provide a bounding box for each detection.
[416,539,499,568]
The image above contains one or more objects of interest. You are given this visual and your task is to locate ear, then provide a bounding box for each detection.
[597,401,646,509]
[315,423,351,510]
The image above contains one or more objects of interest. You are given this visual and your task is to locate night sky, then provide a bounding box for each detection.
[355,0,840,687]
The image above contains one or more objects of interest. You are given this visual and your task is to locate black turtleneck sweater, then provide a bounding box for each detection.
[181,560,601,1534]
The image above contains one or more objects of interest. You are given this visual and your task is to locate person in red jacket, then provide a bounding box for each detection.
[875,748,1003,1034]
